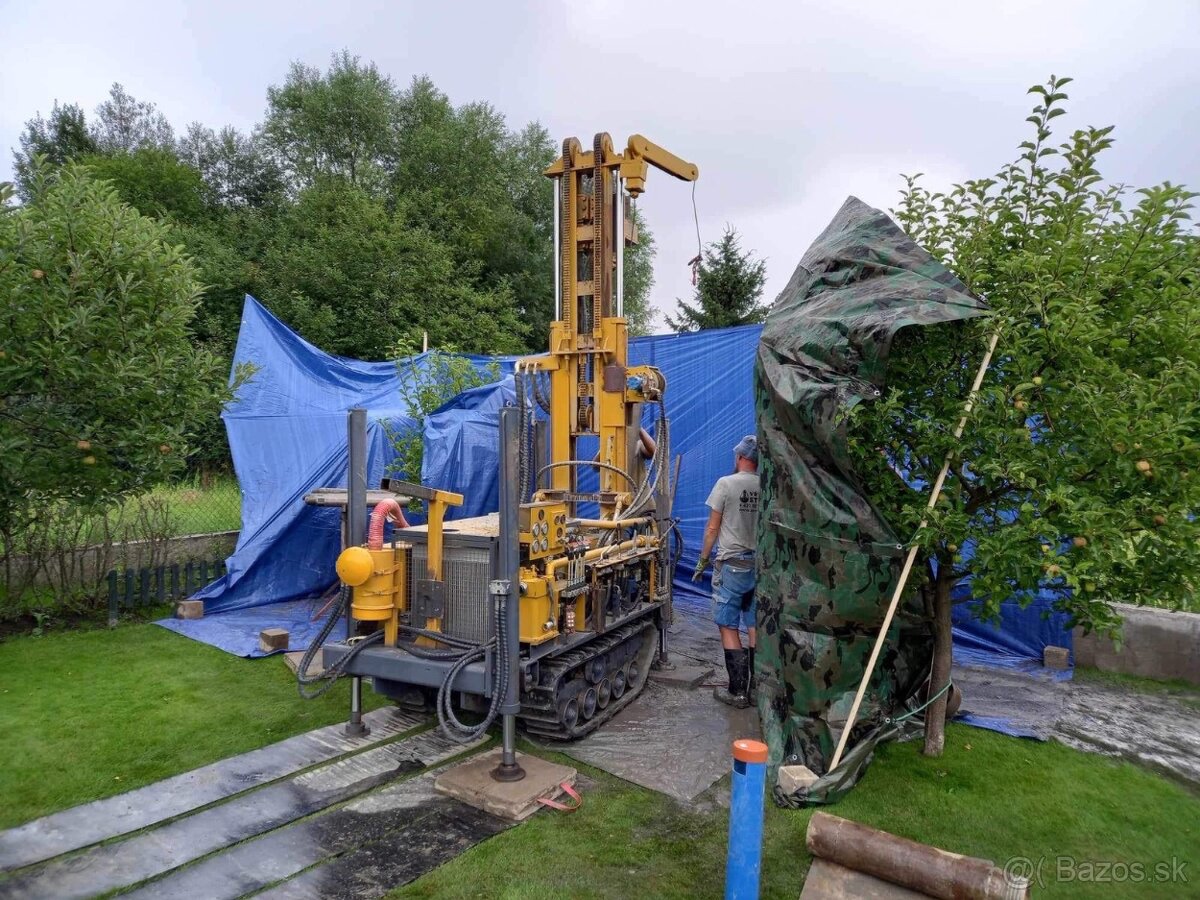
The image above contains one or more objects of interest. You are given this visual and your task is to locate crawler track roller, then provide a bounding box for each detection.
[519,620,658,740]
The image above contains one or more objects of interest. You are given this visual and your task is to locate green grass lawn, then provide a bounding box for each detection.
[150,476,243,536]
[3,476,242,557]
[2,625,1196,899]
[97,475,243,542]
[0,623,384,829]
[397,725,1200,900]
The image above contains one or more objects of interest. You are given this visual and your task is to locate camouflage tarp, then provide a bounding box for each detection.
[754,197,988,806]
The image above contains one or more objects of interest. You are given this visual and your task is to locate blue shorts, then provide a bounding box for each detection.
[712,563,756,630]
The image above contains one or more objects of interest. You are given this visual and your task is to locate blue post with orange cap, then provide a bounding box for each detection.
[725,738,768,899]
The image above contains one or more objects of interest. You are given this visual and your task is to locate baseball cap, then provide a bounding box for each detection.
[733,435,758,463]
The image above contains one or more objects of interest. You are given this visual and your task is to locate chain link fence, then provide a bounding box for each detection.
[1,474,242,625]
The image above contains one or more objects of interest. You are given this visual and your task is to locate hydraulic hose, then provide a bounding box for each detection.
[297,587,509,743]
[435,597,508,743]
[297,585,384,699]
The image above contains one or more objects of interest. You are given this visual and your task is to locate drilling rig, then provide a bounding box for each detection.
[308,133,698,749]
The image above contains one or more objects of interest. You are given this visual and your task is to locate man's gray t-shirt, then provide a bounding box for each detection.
[705,471,760,561]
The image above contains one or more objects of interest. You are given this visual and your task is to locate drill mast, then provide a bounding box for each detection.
[529,133,699,511]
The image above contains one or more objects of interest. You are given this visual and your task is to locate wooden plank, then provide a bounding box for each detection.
[0,707,424,872]
[403,513,499,538]
[1,730,477,900]
[122,743,493,900]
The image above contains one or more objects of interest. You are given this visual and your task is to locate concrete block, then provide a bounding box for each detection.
[176,599,204,620]
[1043,645,1070,670]
[259,628,289,653]
[649,663,715,689]
[778,764,819,796]
[435,748,576,821]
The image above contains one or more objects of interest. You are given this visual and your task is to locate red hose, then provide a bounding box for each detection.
[368,498,408,550]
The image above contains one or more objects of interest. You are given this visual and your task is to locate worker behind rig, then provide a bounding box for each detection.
[693,435,760,708]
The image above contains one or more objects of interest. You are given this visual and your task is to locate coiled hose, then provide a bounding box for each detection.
[297,585,510,743]
[424,597,508,743]
[296,586,383,699]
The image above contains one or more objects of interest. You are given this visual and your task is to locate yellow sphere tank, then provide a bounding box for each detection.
[335,546,374,586]
[335,543,409,645]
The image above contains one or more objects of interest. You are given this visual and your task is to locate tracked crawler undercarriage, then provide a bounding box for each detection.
[520,617,660,740]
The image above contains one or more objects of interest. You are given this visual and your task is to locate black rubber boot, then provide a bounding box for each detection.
[747,646,757,698]
[714,648,749,709]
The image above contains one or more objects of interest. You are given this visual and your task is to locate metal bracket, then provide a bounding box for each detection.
[412,579,446,621]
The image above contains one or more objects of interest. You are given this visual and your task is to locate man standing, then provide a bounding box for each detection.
[693,435,760,708]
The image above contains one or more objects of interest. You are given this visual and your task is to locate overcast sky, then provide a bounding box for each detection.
[3,0,1198,334]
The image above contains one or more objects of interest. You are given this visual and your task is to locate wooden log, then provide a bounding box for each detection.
[805,812,1026,900]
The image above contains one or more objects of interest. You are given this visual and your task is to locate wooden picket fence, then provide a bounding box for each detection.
[106,559,227,625]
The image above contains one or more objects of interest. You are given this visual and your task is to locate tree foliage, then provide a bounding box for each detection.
[264,51,396,190]
[0,162,231,539]
[623,205,657,336]
[255,179,527,358]
[80,148,210,223]
[177,123,285,209]
[667,225,768,332]
[7,54,669,479]
[843,77,1200,753]
[389,343,502,489]
[12,102,97,200]
[91,83,175,155]
[388,77,557,344]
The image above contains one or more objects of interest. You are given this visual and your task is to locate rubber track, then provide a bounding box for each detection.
[518,616,658,740]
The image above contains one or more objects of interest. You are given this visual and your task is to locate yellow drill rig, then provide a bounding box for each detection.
[314,133,698,749]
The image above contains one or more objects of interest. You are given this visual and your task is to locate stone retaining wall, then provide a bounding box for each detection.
[1074,603,1200,685]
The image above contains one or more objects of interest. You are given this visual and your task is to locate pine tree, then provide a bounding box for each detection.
[666,226,767,332]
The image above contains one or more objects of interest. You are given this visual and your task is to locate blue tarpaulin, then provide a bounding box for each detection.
[159,295,1071,691]
[157,297,514,649]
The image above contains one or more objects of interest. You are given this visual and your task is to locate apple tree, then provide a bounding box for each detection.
[844,77,1200,756]
[0,164,234,576]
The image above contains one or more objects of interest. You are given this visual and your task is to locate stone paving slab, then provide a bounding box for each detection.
[546,679,759,803]
[435,748,577,821]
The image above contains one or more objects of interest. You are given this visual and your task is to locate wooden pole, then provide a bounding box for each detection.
[827,329,1000,772]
